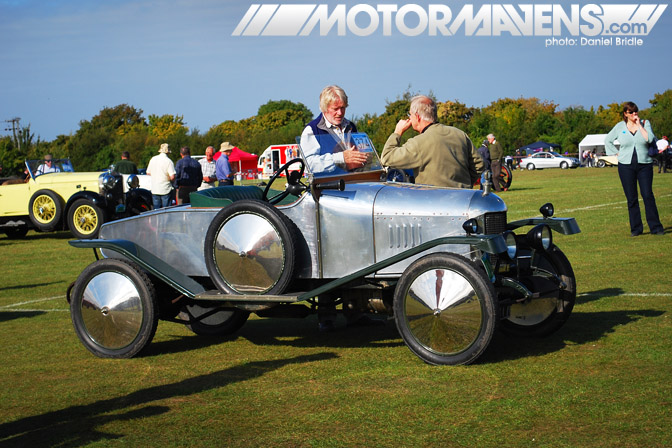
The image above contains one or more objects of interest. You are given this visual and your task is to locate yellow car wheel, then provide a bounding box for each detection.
[67,199,105,239]
[29,190,63,231]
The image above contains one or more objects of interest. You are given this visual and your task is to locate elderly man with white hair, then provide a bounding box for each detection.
[381,95,483,189]
[299,85,369,174]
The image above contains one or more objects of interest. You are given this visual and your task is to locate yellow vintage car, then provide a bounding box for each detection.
[0,159,152,239]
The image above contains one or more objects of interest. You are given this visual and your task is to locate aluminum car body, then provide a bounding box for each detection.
[100,180,507,280]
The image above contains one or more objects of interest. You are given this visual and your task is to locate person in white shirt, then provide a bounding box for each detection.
[35,154,60,175]
[146,143,176,208]
[656,136,669,173]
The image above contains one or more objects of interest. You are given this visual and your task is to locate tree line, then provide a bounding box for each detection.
[2,89,671,176]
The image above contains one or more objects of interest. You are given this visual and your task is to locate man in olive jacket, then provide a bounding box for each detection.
[487,133,504,191]
[381,95,483,188]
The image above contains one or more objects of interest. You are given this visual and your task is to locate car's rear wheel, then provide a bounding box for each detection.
[179,304,249,336]
[70,258,158,358]
[394,253,498,366]
[500,245,576,337]
[500,164,513,189]
[67,199,106,239]
[29,190,62,231]
[204,199,297,295]
[560,161,569,169]
[596,160,606,168]
[526,163,535,170]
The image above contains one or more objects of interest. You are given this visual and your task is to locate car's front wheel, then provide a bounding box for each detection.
[394,253,498,365]
[560,161,569,169]
[29,190,62,231]
[596,160,606,168]
[69,258,158,358]
[67,199,106,239]
[499,245,576,337]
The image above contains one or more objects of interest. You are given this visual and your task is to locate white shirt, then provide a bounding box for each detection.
[35,163,60,175]
[146,153,176,195]
[656,139,669,152]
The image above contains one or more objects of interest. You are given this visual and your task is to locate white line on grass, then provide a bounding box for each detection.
[512,193,671,216]
[0,295,66,309]
[578,292,672,298]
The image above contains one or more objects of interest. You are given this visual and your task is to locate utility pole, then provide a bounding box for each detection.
[4,117,22,151]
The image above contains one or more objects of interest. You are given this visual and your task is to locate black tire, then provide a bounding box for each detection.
[394,253,498,366]
[499,245,576,337]
[29,190,62,231]
[596,160,606,168]
[204,199,297,295]
[179,304,249,336]
[67,199,106,239]
[4,226,29,239]
[70,258,158,358]
[526,163,535,171]
[560,161,569,169]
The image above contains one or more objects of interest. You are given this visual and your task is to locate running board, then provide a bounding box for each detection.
[194,290,301,302]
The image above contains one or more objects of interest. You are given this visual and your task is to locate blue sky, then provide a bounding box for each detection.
[1,0,671,141]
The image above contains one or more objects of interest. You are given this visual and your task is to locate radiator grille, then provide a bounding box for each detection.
[484,211,507,235]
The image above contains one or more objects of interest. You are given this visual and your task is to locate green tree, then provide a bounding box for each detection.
[257,100,313,124]
[643,90,672,138]
[71,104,146,171]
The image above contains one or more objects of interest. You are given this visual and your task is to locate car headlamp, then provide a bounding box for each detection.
[126,174,139,189]
[462,218,479,234]
[526,224,552,251]
[503,230,517,259]
[99,173,118,191]
[540,202,554,218]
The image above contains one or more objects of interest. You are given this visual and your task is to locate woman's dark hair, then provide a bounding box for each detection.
[622,102,639,122]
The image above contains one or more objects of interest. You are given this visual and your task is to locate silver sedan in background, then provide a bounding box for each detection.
[521,151,580,170]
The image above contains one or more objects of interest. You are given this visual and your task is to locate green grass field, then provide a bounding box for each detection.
[1,167,670,447]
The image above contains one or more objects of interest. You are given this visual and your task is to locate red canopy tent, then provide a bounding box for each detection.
[214,147,259,173]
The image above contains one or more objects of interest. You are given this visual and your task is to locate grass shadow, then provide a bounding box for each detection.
[577,287,625,304]
[482,308,664,364]
[0,352,338,447]
[140,315,401,358]
[0,282,61,292]
[238,315,403,349]
[0,311,46,322]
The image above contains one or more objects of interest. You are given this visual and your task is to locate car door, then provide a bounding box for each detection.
[0,181,33,216]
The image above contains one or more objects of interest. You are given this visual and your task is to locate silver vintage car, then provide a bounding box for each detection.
[67,133,580,365]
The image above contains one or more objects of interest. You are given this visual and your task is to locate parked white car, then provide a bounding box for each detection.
[521,152,580,170]
[595,155,618,168]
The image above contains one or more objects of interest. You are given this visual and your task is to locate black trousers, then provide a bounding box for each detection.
[617,161,663,234]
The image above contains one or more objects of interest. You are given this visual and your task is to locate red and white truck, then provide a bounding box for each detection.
[257,143,304,178]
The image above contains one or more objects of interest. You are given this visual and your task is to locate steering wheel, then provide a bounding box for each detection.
[262,158,306,205]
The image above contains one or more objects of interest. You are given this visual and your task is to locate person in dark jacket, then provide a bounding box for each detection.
[114,151,138,175]
[477,139,491,171]
[175,146,203,204]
